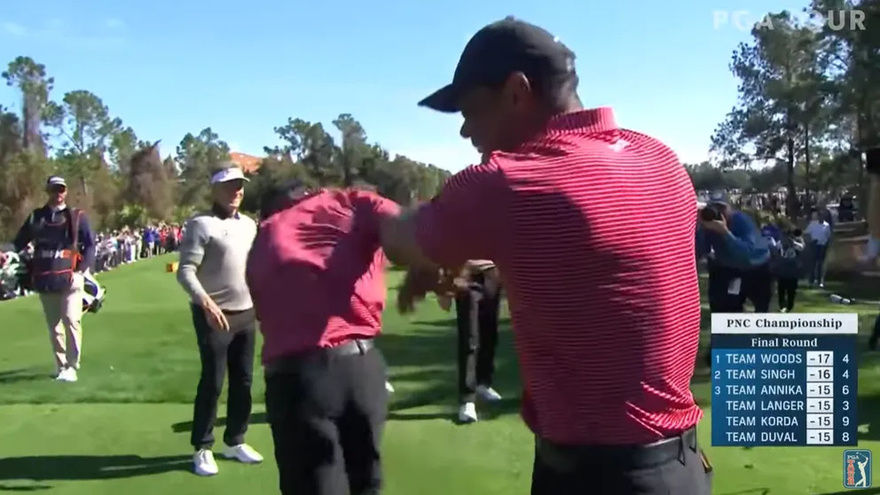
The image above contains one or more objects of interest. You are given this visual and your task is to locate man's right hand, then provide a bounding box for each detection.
[0,251,6,267]
[201,298,230,331]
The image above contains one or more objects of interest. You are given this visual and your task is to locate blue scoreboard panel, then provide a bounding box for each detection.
[711,313,859,447]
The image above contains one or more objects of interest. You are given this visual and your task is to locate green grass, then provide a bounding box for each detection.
[1,256,880,494]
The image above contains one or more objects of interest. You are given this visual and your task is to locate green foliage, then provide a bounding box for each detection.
[708,0,879,215]
[0,56,452,241]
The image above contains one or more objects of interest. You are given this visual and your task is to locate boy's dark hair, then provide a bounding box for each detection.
[259,179,310,220]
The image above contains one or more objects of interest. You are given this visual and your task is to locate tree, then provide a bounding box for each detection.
[2,56,53,153]
[266,118,338,185]
[176,128,231,208]
[332,113,367,187]
[711,11,829,215]
[42,90,123,197]
[0,56,454,239]
[0,104,22,164]
[126,141,175,221]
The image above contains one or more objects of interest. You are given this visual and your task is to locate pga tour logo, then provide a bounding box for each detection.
[713,9,867,31]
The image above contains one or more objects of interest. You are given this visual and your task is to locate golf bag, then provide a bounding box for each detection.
[0,251,24,300]
[81,271,106,313]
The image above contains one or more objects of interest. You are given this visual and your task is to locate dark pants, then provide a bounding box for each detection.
[705,263,772,365]
[808,242,828,285]
[265,340,387,495]
[869,314,880,350]
[456,270,501,403]
[530,428,712,495]
[190,305,256,450]
[777,277,799,311]
[707,263,772,313]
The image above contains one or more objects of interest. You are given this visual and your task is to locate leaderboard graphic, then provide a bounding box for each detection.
[711,313,859,447]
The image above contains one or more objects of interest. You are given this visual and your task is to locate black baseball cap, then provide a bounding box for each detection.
[419,17,576,113]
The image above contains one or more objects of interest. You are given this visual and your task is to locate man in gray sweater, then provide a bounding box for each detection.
[176,165,263,476]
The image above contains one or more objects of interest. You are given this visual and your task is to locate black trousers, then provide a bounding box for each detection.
[530,428,712,494]
[455,270,501,403]
[190,305,256,450]
[265,341,387,495]
[808,242,828,284]
[706,263,772,313]
[777,277,799,311]
[705,263,772,365]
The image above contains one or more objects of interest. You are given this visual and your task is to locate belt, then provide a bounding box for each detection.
[35,249,73,259]
[264,338,374,377]
[536,427,698,472]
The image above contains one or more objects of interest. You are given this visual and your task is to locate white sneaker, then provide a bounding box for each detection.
[458,402,478,423]
[780,308,788,313]
[193,449,219,476]
[476,385,502,402]
[385,381,395,393]
[223,443,263,464]
[56,368,77,382]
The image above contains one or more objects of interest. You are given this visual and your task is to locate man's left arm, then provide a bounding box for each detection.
[77,212,97,272]
[721,212,770,267]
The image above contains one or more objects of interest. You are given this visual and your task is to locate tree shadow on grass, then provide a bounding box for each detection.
[818,489,880,495]
[0,368,47,385]
[855,394,880,442]
[0,454,190,489]
[170,412,267,433]
[378,318,521,423]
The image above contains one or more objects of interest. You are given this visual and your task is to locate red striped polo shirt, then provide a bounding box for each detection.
[415,107,703,445]
[246,189,399,364]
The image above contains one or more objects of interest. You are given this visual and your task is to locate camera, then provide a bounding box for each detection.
[866,147,880,175]
[700,205,722,222]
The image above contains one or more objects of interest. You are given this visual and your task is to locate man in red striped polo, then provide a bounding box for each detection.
[382,17,711,494]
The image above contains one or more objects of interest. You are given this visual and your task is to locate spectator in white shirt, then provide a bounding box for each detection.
[805,210,832,288]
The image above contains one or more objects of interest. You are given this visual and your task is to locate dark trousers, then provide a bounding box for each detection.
[707,263,772,313]
[705,263,772,365]
[456,270,501,403]
[869,314,880,350]
[265,341,387,495]
[530,428,712,494]
[808,242,828,284]
[777,277,799,311]
[190,305,256,450]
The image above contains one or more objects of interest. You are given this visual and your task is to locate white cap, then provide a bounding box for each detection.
[210,167,249,184]
[47,176,67,187]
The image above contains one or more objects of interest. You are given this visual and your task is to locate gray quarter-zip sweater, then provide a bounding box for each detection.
[176,208,257,311]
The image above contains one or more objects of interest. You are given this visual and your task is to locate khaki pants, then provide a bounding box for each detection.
[38,273,84,371]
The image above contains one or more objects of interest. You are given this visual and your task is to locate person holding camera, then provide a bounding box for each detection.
[697,191,772,362]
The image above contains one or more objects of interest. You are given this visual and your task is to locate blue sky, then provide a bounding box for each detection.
[0,0,805,172]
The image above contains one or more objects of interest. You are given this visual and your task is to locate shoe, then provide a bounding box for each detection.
[780,308,788,313]
[222,444,263,464]
[385,381,395,393]
[56,367,77,382]
[476,385,502,402]
[193,449,219,476]
[458,402,478,423]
